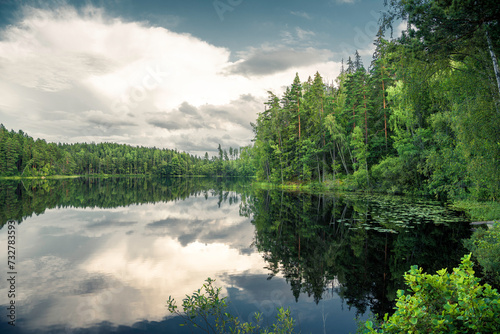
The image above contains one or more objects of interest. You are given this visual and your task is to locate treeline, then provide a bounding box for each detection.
[0,125,254,177]
[251,0,499,201]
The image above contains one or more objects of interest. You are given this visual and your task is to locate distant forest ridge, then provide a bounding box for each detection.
[0,124,254,177]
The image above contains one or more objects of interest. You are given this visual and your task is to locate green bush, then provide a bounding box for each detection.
[370,157,404,194]
[167,278,295,334]
[362,254,500,333]
[464,222,500,286]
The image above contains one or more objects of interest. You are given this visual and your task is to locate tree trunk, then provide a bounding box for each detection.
[296,99,301,179]
[279,131,283,184]
[332,147,336,182]
[363,93,368,145]
[298,99,301,140]
[330,149,334,181]
[336,142,350,174]
[352,104,356,132]
[321,99,325,183]
[322,152,325,183]
[317,156,321,183]
[485,27,500,109]
[382,67,388,149]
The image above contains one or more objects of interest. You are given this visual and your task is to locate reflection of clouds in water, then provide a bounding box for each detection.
[6,255,124,330]
[79,236,267,328]
[86,220,138,229]
[145,216,254,251]
[0,192,265,331]
[74,275,110,295]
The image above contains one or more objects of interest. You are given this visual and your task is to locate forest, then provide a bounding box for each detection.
[0,125,254,178]
[250,0,499,203]
[1,0,499,206]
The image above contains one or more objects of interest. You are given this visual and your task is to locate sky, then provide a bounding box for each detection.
[0,0,392,156]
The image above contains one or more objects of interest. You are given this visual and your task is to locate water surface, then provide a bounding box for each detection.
[0,177,472,333]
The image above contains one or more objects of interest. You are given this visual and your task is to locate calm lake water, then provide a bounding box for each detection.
[0,177,472,333]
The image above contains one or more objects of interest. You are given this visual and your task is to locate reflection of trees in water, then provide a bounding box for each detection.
[245,190,472,317]
[0,179,473,318]
[0,177,250,228]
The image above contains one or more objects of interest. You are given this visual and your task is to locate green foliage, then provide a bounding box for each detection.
[252,75,321,183]
[451,200,500,222]
[351,126,369,188]
[0,124,251,178]
[464,222,500,286]
[370,157,403,194]
[166,278,295,334]
[362,254,500,333]
[378,0,500,202]
[249,0,500,202]
[424,111,468,200]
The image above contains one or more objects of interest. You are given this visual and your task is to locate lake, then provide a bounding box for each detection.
[0,177,472,333]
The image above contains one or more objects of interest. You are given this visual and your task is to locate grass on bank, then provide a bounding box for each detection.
[0,173,242,181]
[451,200,500,222]
[252,176,356,193]
[0,174,83,180]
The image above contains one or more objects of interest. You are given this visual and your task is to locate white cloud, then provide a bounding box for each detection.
[290,11,312,20]
[296,27,315,40]
[275,26,321,49]
[0,5,341,154]
[226,47,333,77]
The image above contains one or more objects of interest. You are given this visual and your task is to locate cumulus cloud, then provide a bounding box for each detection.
[0,5,342,154]
[85,110,136,128]
[226,47,333,77]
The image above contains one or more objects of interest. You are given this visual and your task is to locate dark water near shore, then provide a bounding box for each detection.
[0,177,472,333]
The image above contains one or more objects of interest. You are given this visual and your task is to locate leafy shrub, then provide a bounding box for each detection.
[370,157,404,194]
[362,254,500,333]
[353,169,369,189]
[464,222,500,286]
